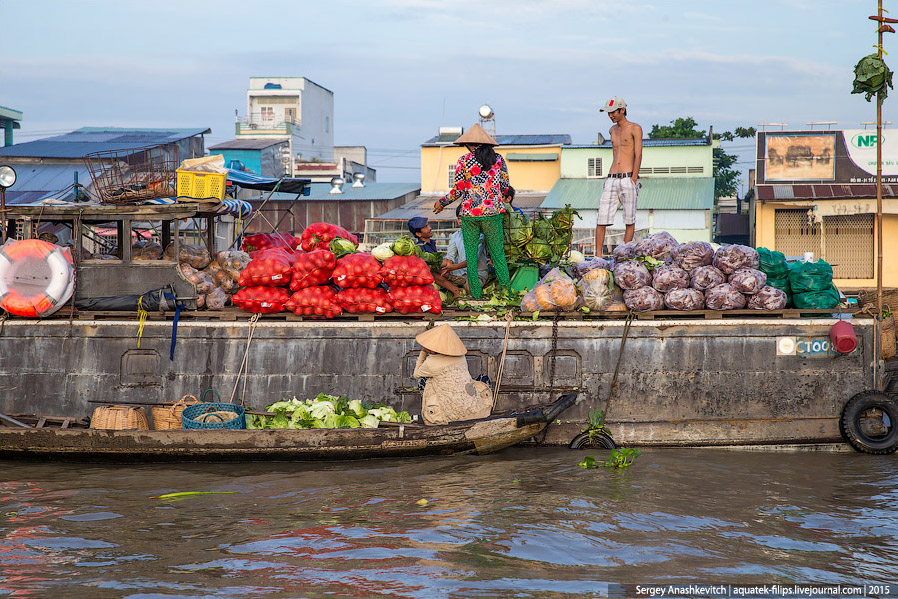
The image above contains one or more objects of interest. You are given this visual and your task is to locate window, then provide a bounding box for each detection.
[448,164,456,188]
[261,106,274,121]
[774,209,873,279]
[285,107,296,124]
[587,157,602,178]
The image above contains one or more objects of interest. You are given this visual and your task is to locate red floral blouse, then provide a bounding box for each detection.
[439,152,509,217]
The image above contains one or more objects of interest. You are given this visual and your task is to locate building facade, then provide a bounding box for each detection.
[234,77,335,172]
[0,106,23,147]
[752,128,898,290]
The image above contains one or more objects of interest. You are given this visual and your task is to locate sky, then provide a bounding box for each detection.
[0,0,888,194]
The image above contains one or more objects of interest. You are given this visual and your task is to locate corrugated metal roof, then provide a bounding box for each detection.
[542,177,715,211]
[3,163,92,205]
[422,134,571,147]
[755,183,898,201]
[567,138,709,149]
[209,138,287,151]
[0,127,210,158]
[264,182,420,202]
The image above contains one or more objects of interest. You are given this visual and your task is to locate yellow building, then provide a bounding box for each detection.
[752,129,898,290]
[420,129,570,195]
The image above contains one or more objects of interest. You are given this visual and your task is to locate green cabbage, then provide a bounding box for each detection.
[258,396,411,429]
[329,237,357,259]
[371,243,395,262]
[392,235,418,256]
[525,238,552,263]
[550,204,580,235]
[532,215,554,242]
[506,211,532,247]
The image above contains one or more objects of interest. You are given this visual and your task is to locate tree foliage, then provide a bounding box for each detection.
[648,116,755,200]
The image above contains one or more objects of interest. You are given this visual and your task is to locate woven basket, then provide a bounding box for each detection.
[883,314,897,359]
[182,402,246,430]
[90,405,150,430]
[150,395,200,430]
[859,288,898,311]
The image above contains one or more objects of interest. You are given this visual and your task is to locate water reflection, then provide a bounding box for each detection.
[0,448,896,598]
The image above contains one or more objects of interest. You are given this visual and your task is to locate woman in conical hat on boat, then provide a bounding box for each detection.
[413,324,493,425]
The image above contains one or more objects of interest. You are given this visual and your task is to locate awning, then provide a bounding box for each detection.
[771,198,898,223]
[226,169,311,195]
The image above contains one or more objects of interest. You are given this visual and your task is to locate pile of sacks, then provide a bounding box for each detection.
[171,244,250,309]
[519,232,825,313]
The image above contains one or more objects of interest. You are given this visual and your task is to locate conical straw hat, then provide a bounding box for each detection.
[415,324,468,356]
[454,123,498,146]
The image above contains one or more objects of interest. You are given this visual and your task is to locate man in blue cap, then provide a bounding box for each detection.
[407,216,463,298]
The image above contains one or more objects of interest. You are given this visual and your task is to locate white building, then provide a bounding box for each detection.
[234,77,335,173]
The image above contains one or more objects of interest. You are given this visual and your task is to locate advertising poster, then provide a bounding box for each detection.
[764,134,836,181]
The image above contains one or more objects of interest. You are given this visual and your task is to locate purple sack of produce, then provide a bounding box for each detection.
[574,257,613,278]
[670,241,714,272]
[652,264,690,292]
[712,244,760,275]
[634,231,679,261]
[705,283,747,310]
[729,268,767,295]
[690,265,727,290]
[613,260,651,290]
[612,240,637,262]
[623,286,665,312]
[664,288,705,311]
[747,286,787,310]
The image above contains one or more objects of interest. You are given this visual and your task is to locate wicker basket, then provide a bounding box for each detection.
[883,314,897,359]
[90,405,150,430]
[859,288,898,311]
[150,395,200,430]
[182,402,246,430]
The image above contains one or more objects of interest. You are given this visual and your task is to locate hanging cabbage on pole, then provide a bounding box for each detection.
[852,54,894,102]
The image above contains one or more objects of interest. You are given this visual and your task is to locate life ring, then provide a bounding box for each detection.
[0,239,75,317]
[569,430,618,450]
[839,391,898,455]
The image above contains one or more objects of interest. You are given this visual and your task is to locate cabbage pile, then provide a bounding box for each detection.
[246,393,412,429]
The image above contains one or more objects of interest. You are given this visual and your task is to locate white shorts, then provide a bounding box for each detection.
[597,176,638,226]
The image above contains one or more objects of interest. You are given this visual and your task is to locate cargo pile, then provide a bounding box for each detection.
[172,244,250,309]
[518,232,841,313]
[231,224,442,317]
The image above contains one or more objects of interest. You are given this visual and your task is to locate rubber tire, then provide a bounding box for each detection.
[839,391,898,455]
[569,431,617,450]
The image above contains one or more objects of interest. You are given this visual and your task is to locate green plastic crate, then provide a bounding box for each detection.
[510,266,539,293]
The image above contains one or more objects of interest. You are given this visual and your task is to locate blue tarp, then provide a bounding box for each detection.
[226,169,311,195]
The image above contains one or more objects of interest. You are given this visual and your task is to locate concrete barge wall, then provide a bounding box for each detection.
[0,318,876,446]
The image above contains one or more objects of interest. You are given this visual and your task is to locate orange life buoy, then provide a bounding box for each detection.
[0,239,75,318]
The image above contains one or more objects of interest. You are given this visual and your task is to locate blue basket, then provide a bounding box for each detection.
[182,402,246,430]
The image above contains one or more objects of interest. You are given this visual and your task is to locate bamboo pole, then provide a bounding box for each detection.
[877,0,885,331]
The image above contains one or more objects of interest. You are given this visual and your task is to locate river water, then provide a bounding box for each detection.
[1,448,897,599]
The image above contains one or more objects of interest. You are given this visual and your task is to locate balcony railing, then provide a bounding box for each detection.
[235,115,300,136]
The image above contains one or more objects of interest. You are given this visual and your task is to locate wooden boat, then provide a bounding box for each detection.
[0,393,578,461]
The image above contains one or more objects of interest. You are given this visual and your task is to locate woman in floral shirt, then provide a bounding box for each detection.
[433,124,512,299]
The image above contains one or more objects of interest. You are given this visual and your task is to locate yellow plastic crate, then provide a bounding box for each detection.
[176,169,226,200]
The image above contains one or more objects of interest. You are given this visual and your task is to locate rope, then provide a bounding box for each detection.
[492,310,515,402]
[607,311,635,405]
[136,295,148,348]
[0,312,6,336]
[229,313,261,406]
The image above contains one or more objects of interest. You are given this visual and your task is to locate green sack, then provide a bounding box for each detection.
[789,260,833,294]
[792,287,839,309]
[757,247,790,279]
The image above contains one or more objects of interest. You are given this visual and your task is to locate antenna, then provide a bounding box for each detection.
[478,104,496,137]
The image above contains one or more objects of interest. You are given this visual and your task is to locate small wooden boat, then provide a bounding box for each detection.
[0,393,578,462]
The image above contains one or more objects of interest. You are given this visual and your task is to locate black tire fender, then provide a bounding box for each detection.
[569,431,617,450]
[839,391,898,455]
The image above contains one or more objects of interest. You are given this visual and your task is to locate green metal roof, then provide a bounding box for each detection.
[505,152,557,162]
[542,177,715,211]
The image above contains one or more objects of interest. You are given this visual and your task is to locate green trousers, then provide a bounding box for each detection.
[461,214,511,299]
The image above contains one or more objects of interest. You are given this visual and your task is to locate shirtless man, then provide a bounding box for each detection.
[595,96,642,256]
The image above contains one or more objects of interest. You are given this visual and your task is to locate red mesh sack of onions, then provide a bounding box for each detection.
[388,285,442,314]
[290,250,337,291]
[285,286,343,318]
[300,222,359,252]
[380,255,434,287]
[335,287,393,314]
[332,253,384,289]
[238,249,296,287]
[232,286,291,314]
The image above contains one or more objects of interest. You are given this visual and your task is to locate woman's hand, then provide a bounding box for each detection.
[433,201,444,214]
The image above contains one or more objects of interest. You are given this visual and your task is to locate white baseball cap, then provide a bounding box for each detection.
[600,97,627,112]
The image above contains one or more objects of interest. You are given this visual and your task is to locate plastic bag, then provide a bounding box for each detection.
[613,260,651,290]
[164,243,212,269]
[522,268,581,311]
[605,285,628,312]
[205,287,228,310]
[793,287,840,309]
[177,262,200,285]
[757,247,790,280]
[670,241,714,272]
[651,265,690,292]
[581,269,614,311]
[712,244,759,275]
[705,283,746,310]
[132,241,163,260]
[690,265,727,290]
[216,250,251,279]
[194,271,215,295]
[634,231,678,261]
[623,286,664,312]
[612,241,637,262]
[574,257,613,278]
[728,268,767,295]
[789,260,834,294]
[747,286,788,310]
[664,288,704,311]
